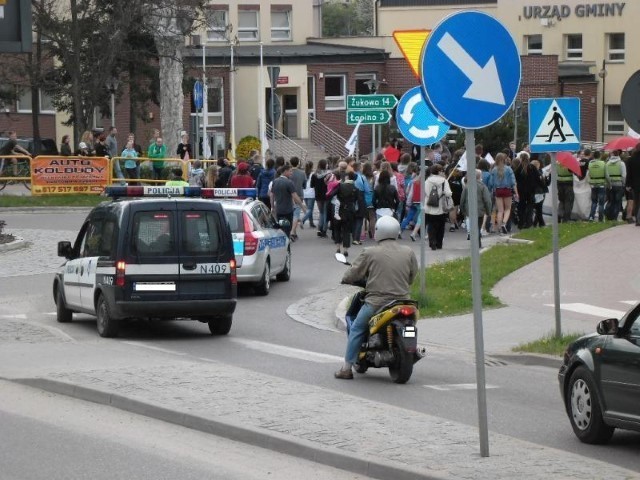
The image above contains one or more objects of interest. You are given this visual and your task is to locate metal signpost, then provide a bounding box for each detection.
[396,86,450,297]
[529,97,582,339]
[421,10,521,457]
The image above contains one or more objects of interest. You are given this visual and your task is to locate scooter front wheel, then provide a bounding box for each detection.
[389,343,413,384]
[354,362,368,374]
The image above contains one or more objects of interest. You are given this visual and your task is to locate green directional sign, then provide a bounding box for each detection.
[347,94,398,110]
[346,109,392,125]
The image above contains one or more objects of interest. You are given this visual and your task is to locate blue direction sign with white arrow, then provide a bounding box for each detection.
[528,97,581,153]
[396,86,450,146]
[193,81,204,110]
[421,11,521,129]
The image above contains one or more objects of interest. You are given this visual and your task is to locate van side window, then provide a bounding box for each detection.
[181,211,220,255]
[132,212,175,255]
[79,218,116,258]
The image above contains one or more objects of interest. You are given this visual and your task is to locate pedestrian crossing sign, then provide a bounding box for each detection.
[528,98,581,153]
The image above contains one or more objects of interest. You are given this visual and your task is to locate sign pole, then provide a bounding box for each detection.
[550,152,562,337]
[419,147,426,298]
[465,128,489,458]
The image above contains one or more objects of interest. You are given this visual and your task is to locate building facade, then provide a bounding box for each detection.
[2,0,635,157]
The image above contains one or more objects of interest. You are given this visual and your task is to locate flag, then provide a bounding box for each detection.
[484,152,495,165]
[345,119,362,156]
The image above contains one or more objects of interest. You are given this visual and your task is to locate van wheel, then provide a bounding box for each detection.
[276,248,291,282]
[96,294,119,338]
[208,316,232,335]
[56,288,73,323]
[255,261,270,296]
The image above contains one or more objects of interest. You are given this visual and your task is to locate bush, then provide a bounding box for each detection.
[236,136,261,161]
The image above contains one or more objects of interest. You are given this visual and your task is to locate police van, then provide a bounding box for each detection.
[53,186,238,337]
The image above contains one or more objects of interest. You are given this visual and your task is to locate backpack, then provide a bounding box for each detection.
[427,184,440,207]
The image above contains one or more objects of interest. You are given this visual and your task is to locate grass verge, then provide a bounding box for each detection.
[0,195,106,208]
[513,331,586,356]
[412,221,620,318]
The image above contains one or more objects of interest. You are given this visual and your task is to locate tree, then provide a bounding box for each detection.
[322,0,373,37]
[142,0,203,157]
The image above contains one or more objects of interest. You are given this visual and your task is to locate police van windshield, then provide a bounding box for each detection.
[132,212,175,255]
[181,211,221,255]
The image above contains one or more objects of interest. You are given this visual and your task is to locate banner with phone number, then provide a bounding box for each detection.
[31,156,110,195]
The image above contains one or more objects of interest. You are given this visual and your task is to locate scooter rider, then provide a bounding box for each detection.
[335,216,418,379]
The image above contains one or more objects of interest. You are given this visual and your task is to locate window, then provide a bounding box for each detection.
[606,105,625,134]
[181,211,220,254]
[324,74,346,110]
[565,34,582,60]
[207,10,229,42]
[307,75,316,120]
[80,219,117,258]
[271,10,291,41]
[132,212,175,256]
[607,33,625,62]
[238,10,259,41]
[17,89,55,114]
[190,78,224,127]
[525,34,542,55]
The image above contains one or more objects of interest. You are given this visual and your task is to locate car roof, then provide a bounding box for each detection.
[218,198,260,211]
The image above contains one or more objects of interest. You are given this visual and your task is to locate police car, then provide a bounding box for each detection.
[218,195,291,295]
[53,186,238,338]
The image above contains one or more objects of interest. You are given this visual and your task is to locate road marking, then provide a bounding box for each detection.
[230,338,342,363]
[0,314,27,319]
[122,341,189,356]
[620,300,638,305]
[424,383,499,391]
[544,303,626,318]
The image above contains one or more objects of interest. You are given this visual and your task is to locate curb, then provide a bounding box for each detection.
[489,352,563,369]
[11,377,449,480]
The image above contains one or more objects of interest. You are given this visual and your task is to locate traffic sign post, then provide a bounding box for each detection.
[421,10,522,459]
[528,97,581,342]
[396,86,449,146]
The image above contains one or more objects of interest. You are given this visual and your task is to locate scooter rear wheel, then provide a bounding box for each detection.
[389,342,413,384]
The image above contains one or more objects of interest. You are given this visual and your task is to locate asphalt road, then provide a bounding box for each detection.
[1,210,639,473]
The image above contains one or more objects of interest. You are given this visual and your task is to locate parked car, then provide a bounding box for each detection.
[0,137,58,155]
[558,302,640,443]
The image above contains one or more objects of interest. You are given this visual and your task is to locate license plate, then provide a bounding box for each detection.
[403,326,416,338]
[134,282,176,292]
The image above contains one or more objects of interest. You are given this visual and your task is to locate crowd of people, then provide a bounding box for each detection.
[9,126,639,243]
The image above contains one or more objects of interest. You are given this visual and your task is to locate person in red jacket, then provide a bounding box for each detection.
[229,162,256,190]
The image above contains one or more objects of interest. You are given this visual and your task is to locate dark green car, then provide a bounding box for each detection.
[558,302,640,444]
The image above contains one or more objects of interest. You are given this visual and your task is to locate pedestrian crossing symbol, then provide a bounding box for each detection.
[528,98,581,153]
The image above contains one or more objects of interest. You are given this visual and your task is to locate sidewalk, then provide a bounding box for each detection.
[0,338,636,480]
[1,222,638,479]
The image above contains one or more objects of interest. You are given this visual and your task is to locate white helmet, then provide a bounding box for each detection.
[374,215,401,242]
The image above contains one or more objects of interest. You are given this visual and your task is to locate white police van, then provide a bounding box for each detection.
[53,186,239,337]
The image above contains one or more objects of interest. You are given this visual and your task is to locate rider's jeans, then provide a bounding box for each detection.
[345,302,376,364]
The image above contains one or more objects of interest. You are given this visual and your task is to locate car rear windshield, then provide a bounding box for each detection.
[132,211,176,255]
[181,211,222,255]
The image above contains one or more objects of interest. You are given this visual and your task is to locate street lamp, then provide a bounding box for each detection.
[598,60,607,143]
[105,77,119,128]
[229,33,238,159]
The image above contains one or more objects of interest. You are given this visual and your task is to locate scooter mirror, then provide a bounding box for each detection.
[334,252,350,265]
